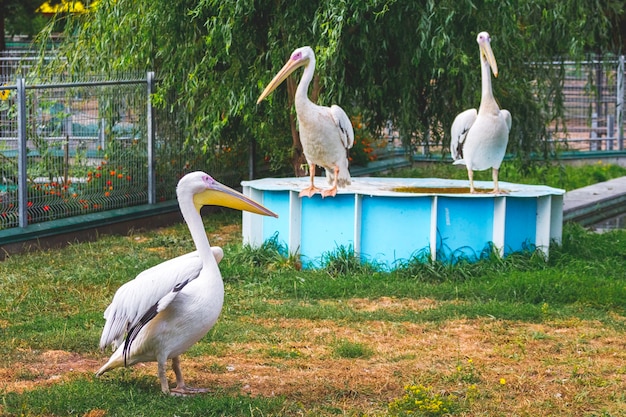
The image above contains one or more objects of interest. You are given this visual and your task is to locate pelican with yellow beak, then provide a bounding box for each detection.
[451,31,512,194]
[96,171,277,395]
[257,46,354,198]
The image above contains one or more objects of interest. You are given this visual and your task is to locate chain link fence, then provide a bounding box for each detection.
[546,55,625,151]
[0,70,200,231]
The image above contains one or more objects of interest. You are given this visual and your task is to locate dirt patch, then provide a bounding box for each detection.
[209,223,242,246]
[2,298,626,415]
[1,350,100,394]
[345,296,440,312]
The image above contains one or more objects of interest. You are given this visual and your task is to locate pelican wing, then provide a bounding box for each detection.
[330,105,354,149]
[122,277,192,365]
[450,108,477,161]
[99,247,223,350]
[501,109,512,132]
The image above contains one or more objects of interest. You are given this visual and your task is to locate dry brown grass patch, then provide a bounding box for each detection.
[2,297,626,415]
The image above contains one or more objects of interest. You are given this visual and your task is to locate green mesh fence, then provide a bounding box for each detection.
[0,70,249,232]
[0,73,200,231]
[32,82,147,225]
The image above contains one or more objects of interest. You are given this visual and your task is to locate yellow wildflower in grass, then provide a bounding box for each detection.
[388,384,458,416]
[465,384,480,404]
[455,357,481,384]
[500,378,506,385]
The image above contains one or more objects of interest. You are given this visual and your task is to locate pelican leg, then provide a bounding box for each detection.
[299,164,322,198]
[157,359,171,395]
[490,168,508,194]
[170,356,209,396]
[321,166,339,198]
[467,168,477,194]
[492,168,500,194]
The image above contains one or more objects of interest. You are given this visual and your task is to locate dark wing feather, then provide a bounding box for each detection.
[122,278,191,365]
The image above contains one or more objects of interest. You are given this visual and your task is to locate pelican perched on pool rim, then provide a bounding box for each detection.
[96,171,277,396]
[257,46,354,198]
[450,31,512,194]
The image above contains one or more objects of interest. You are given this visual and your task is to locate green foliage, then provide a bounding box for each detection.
[225,233,300,278]
[3,0,50,41]
[33,0,625,179]
[320,244,380,276]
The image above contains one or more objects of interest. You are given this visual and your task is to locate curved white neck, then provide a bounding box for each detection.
[478,56,498,114]
[179,199,215,270]
[295,56,316,108]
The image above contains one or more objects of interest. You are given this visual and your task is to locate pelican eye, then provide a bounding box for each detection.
[292,52,302,60]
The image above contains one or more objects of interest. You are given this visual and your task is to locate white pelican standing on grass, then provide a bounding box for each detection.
[257,46,354,198]
[96,171,277,396]
[451,31,512,194]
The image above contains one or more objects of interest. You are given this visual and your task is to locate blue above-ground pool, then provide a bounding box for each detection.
[241,177,565,269]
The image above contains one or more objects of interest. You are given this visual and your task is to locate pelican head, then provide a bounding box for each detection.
[476,31,498,78]
[177,171,278,217]
[257,46,314,103]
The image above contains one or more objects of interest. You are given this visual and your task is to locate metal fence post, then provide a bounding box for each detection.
[607,114,614,151]
[147,71,156,204]
[16,78,27,228]
[617,55,624,150]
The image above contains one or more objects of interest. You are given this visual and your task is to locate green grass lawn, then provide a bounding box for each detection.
[1,162,626,416]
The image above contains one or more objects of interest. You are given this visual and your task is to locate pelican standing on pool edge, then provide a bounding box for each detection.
[96,171,277,396]
[257,46,354,198]
[451,31,512,194]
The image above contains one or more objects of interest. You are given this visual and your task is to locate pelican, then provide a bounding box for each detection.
[451,31,512,194]
[96,171,277,396]
[257,46,354,198]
